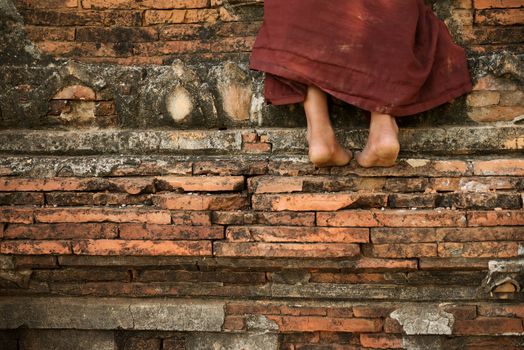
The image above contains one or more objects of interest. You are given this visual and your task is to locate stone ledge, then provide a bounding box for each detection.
[0,296,224,331]
[0,126,521,155]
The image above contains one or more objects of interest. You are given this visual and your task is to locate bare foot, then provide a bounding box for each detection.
[307,129,352,167]
[303,84,352,167]
[355,112,400,168]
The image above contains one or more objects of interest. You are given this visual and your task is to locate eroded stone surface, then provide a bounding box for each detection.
[390,304,455,335]
[0,297,224,331]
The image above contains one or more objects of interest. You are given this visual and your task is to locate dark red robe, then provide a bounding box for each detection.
[248,0,473,116]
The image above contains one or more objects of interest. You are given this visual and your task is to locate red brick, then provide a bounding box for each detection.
[155,175,244,191]
[0,207,33,224]
[478,304,524,318]
[0,240,71,254]
[374,210,467,227]
[225,302,281,315]
[383,317,403,333]
[212,211,315,226]
[279,305,327,316]
[143,9,219,25]
[371,228,438,243]
[419,257,490,270]
[441,305,478,320]
[475,9,524,26]
[15,0,77,8]
[210,36,255,53]
[437,227,524,241]
[438,242,518,258]
[25,25,75,41]
[0,177,154,194]
[21,9,142,26]
[76,26,158,42]
[72,239,212,256]
[326,307,353,318]
[119,223,223,240]
[317,211,379,227]
[34,208,171,224]
[354,258,418,270]
[266,315,383,332]
[171,211,211,225]
[368,243,437,258]
[153,193,248,210]
[242,142,272,153]
[318,209,466,227]
[474,0,524,9]
[453,317,524,335]
[360,334,403,349]
[467,210,524,226]
[4,223,118,239]
[225,226,369,243]
[253,193,387,211]
[353,305,396,318]
[473,159,524,176]
[223,315,245,331]
[213,242,360,258]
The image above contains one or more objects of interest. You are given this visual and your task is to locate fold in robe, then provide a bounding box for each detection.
[248,0,473,116]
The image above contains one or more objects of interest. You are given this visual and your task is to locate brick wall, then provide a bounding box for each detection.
[0,0,523,349]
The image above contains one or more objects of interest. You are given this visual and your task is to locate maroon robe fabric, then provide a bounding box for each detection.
[248,0,473,116]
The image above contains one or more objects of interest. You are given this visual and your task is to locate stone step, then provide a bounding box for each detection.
[0,125,521,155]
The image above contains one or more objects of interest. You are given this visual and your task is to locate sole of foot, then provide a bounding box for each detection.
[308,144,353,168]
[355,142,400,168]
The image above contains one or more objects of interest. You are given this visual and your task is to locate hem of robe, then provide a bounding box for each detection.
[249,49,473,117]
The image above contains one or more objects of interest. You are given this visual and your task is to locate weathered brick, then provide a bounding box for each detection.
[15,0,77,8]
[0,207,33,224]
[0,177,155,194]
[477,304,524,318]
[453,317,524,335]
[4,223,118,239]
[13,255,57,268]
[20,9,142,26]
[119,223,224,240]
[171,211,212,225]
[436,227,524,242]
[223,315,245,330]
[72,239,212,256]
[143,9,219,25]
[473,159,524,176]
[438,242,519,258]
[475,9,524,25]
[153,194,248,210]
[360,334,403,349]
[0,240,71,254]
[467,210,524,226]
[213,242,360,258]
[225,226,369,243]
[252,193,387,211]
[318,210,466,227]
[34,208,171,224]
[367,243,437,258]
[474,0,524,9]
[0,192,44,205]
[76,27,158,42]
[212,211,316,226]
[265,315,383,332]
[155,175,244,192]
[419,257,490,270]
